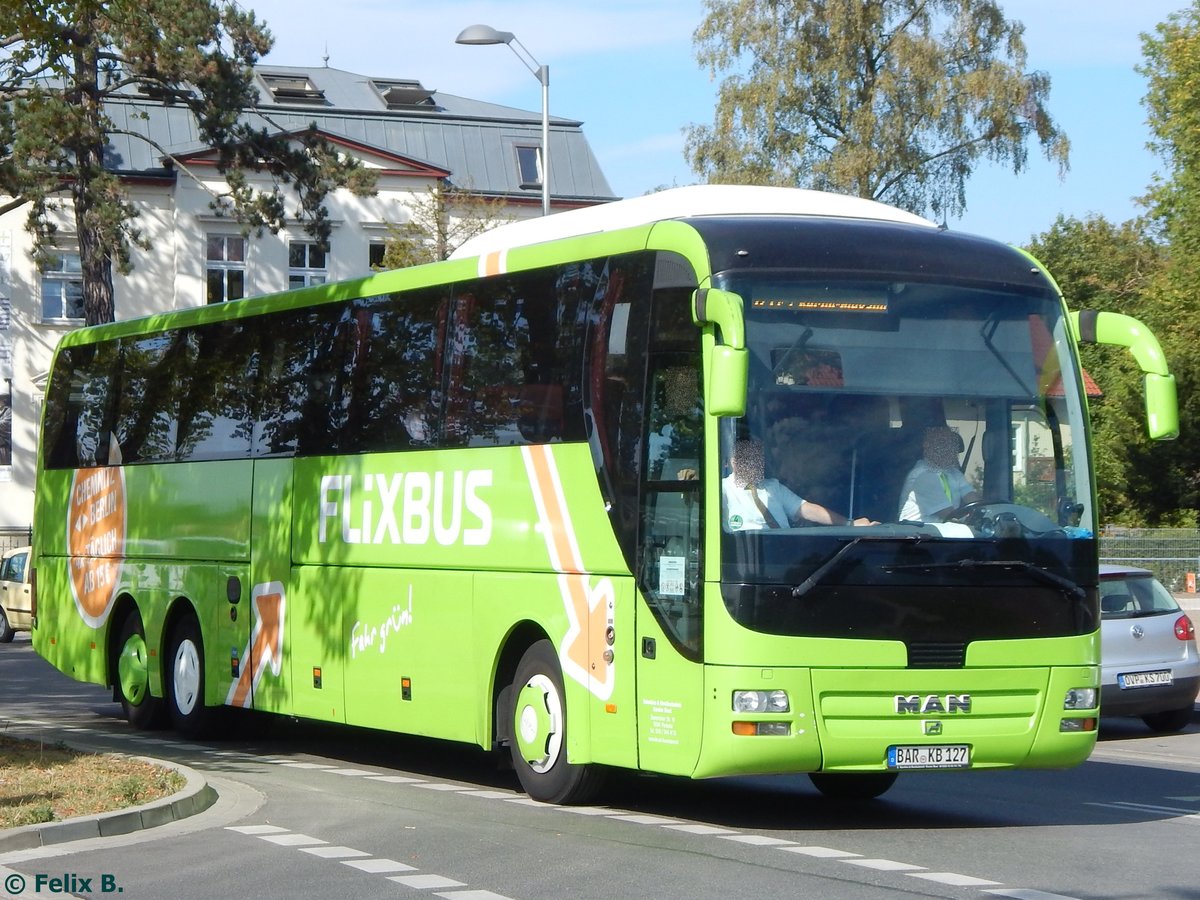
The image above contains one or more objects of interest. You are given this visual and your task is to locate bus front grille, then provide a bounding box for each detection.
[907,641,966,668]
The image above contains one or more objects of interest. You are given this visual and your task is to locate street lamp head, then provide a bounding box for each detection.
[455,24,515,46]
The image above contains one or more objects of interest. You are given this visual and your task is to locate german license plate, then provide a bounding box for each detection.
[887,744,970,770]
[1118,670,1173,689]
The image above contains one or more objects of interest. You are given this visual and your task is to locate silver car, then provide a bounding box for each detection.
[1100,564,1200,732]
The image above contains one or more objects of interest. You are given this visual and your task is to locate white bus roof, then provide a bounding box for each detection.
[450,184,936,259]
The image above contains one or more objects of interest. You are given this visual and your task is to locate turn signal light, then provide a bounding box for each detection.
[1060,717,1097,732]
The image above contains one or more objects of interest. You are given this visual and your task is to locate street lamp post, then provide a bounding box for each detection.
[456,24,551,216]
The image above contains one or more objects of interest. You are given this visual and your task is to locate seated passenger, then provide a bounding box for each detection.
[723,439,872,530]
[898,426,980,522]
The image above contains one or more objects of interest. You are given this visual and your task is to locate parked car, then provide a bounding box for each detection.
[0,546,31,642]
[1100,564,1200,732]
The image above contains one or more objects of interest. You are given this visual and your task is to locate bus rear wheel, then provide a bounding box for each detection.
[166,615,217,738]
[509,640,603,804]
[808,771,898,800]
[116,610,162,729]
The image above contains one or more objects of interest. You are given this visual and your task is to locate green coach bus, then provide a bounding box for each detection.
[31,185,1177,803]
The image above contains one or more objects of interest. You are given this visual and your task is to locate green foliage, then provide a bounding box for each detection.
[380,182,511,270]
[686,0,1069,219]
[1027,214,1196,526]
[0,1,377,324]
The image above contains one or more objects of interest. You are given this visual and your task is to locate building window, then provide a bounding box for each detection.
[206,235,246,304]
[289,241,327,289]
[41,251,85,321]
[369,241,387,271]
[515,145,543,189]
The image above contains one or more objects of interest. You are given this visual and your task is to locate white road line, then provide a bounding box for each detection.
[780,846,861,858]
[909,872,1002,887]
[390,874,467,889]
[663,824,739,835]
[364,774,425,783]
[719,834,796,846]
[606,814,684,825]
[226,824,288,835]
[841,858,925,872]
[324,768,377,777]
[259,833,327,846]
[983,890,1082,900]
[300,846,371,859]
[341,858,418,874]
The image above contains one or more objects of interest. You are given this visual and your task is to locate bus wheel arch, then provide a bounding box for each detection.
[508,638,604,804]
[110,599,163,730]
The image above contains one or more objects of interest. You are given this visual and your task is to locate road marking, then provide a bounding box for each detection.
[390,874,467,889]
[841,858,925,871]
[364,775,425,783]
[300,846,371,859]
[984,890,1081,900]
[341,858,416,874]
[719,834,795,846]
[664,824,739,835]
[607,814,684,825]
[227,824,288,835]
[780,846,861,858]
[909,872,1003,886]
[259,833,327,847]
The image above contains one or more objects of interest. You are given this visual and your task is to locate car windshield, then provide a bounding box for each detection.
[1100,574,1179,618]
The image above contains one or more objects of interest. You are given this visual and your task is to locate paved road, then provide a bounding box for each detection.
[3,635,1200,899]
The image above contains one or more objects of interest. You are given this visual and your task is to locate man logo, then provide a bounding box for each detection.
[895,694,972,714]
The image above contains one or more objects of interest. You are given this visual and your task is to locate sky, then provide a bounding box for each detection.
[240,0,1189,245]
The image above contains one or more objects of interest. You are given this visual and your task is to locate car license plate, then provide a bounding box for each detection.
[1118,670,1173,689]
[887,744,970,770]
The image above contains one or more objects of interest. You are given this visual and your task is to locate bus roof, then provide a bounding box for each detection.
[450,184,936,259]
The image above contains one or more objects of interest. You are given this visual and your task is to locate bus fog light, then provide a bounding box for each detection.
[1060,717,1097,732]
[733,690,790,713]
[1063,688,1097,710]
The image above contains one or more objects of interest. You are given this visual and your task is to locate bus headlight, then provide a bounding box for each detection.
[732,690,790,713]
[1063,688,1097,710]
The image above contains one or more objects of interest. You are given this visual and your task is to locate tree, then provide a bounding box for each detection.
[379,181,512,270]
[0,1,376,325]
[686,0,1069,219]
[1026,215,1196,526]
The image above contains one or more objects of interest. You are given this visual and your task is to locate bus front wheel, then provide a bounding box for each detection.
[116,610,162,729]
[509,640,603,804]
[808,771,898,800]
[165,615,216,738]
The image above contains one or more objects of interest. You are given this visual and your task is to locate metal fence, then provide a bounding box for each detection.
[1100,527,1200,593]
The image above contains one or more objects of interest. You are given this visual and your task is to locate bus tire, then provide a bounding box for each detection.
[509,639,603,804]
[116,610,162,729]
[0,608,14,643]
[165,615,216,738]
[808,771,898,800]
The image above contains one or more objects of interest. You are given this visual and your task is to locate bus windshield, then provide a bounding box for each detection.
[716,274,1097,644]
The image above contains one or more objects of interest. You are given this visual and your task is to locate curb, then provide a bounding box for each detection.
[0,756,216,852]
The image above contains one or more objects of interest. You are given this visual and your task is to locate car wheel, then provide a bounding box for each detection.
[509,639,604,804]
[808,772,898,800]
[0,608,14,643]
[1141,706,1194,733]
[165,615,218,738]
[116,610,163,729]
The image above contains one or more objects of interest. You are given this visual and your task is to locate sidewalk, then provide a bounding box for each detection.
[0,754,215,853]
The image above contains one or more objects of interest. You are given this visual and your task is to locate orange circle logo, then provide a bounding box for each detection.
[67,467,127,627]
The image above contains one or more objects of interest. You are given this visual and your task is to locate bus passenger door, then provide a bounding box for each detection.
[635,357,705,775]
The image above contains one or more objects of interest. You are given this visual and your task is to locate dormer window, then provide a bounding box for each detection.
[372,79,437,110]
[515,145,543,189]
[260,73,326,105]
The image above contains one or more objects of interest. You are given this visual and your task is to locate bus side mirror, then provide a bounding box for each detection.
[1145,373,1179,440]
[708,345,748,417]
[1073,309,1179,441]
[693,287,748,417]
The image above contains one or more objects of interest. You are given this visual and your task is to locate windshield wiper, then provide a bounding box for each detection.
[790,533,931,599]
[882,558,1085,601]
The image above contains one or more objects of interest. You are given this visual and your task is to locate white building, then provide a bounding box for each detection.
[0,65,616,535]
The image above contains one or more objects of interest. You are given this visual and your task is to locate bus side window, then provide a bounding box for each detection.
[43,342,120,469]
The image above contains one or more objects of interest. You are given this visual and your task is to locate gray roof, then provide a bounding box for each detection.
[101,64,616,203]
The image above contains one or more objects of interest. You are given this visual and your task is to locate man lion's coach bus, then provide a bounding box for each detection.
[31,186,1178,802]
